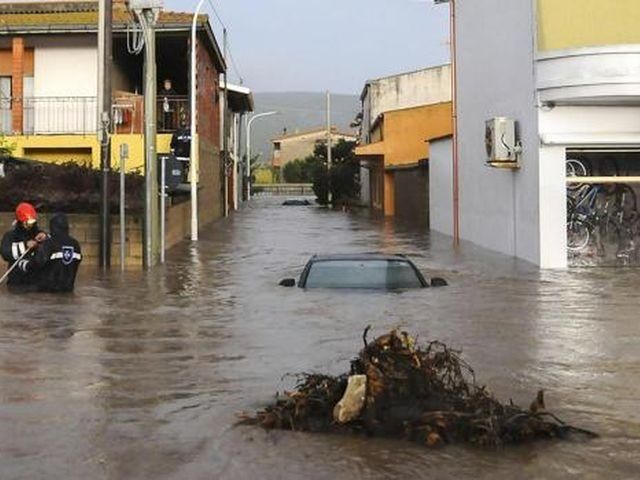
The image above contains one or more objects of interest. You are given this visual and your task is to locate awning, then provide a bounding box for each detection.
[221,82,254,113]
[385,159,429,172]
[355,141,385,157]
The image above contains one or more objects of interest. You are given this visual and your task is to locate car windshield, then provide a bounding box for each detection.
[304,259,423,289]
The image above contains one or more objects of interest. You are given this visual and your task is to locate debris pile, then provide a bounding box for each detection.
[240,328,597,448]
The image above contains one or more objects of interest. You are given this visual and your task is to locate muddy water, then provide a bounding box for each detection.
[1,196,639,479]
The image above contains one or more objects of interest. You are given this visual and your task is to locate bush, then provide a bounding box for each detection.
[0,159,145,214]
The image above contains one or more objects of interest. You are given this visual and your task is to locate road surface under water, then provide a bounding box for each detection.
[1,197,639,479]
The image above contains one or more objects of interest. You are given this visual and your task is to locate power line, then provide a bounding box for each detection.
[203,0,244,84]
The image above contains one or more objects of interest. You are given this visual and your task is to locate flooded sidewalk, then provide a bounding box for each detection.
[1,197,639,479]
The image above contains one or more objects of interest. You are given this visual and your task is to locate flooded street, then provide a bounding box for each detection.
[1,196,640,479]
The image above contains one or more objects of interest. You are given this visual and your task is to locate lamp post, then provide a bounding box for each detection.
[190,0,205,241]
[246,111,278,200]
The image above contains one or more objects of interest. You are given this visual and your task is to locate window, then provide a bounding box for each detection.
[0,77,10,134]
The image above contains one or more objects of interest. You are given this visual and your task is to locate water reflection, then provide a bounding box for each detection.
[1,196,639,479]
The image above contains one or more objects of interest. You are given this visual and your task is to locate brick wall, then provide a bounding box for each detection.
[196,36,224,225]
[11,37,23,134]
[0,202,193,268]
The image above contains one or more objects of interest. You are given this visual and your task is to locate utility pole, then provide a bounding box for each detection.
[326,90,332,206]
[142,8,159,268]
[244,114,249,201]
[97,0,113,268]
[222,28,229,217]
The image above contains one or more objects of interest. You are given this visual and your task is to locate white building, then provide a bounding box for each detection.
[430,0,640,268]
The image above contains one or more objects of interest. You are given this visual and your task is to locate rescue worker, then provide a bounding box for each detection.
[26,213,82,293]
[1,202,47,291]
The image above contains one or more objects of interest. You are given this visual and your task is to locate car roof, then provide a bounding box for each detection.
[309,253,412,262]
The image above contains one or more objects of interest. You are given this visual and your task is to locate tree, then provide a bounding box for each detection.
[281,156,316,183]
[310,139,359,206]
[0,135,16,158]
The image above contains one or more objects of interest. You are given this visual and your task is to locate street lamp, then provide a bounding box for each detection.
[245,111,278,200]
[190,0,205,242]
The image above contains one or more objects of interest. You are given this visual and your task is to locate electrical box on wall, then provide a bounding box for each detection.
[485,117,522,169]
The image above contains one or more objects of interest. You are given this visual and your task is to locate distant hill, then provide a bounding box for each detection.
[250,92,360,165]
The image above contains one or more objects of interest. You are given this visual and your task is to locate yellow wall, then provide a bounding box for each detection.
[10,133,173,173]
[254,166,276,185]
[537,0,640,52]
[383,102,452,168]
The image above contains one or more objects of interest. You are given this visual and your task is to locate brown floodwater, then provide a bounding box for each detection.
[1,196,639,479]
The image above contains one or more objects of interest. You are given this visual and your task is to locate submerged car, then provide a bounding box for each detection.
[282,199,312,206]
[279,254,447,290]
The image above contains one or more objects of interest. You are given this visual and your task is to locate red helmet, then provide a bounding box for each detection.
[15,202,37,224]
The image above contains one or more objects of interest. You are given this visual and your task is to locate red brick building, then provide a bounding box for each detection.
[0,0,227,228]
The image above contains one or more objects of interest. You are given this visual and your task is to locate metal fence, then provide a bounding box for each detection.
[0,95,190,136]
[253,183,315,196]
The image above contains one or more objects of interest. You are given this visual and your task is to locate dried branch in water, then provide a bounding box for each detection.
[239,329,598,449]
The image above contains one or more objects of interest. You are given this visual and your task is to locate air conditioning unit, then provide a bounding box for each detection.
[485,117,521,169]
[128,0,164,11]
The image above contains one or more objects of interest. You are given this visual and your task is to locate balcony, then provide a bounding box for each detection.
[537,45,640,106]
[0,95,190,136]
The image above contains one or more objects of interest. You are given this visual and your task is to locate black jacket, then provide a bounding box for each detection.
[1,221,43,288]
[27,214,82,293]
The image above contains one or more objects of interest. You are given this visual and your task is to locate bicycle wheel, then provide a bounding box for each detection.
[566,159,588,192]
[566,158,588,177]
[567,218,590,251]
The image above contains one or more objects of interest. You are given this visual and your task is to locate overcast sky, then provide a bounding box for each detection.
[165,0,450,94]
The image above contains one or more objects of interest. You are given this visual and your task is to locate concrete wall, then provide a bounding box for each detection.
[10,133,173,172]
[536,45,640,105]
[362,65,451,140]
[0,201,193,268]
[359,166,371,206]
[383,103,452,167]
[30,35,97,135]
[30,35,97,97]
[537,0,640,52]
[429,137,453,237]
[456,0,540,265]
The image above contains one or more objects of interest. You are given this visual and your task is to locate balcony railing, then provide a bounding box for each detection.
[0,95,190,136]
[157,96,189,133]
[25,97,98,135]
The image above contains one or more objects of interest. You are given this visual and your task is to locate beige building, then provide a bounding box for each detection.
[271,127,356,174]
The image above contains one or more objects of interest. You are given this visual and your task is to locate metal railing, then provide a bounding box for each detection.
[157,95,189,133]
[23,97,98,135]
[0,95,190,136]
[253,183,315,196]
